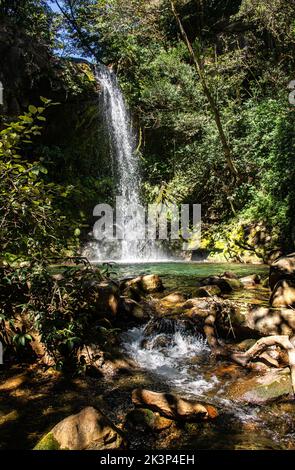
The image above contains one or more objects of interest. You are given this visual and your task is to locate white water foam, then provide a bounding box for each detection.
[121,324,218,397]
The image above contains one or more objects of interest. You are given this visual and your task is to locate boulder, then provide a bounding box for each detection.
[194,285,221,297]
[183,297,255,340]
[246,306,295,336]
[141,334,171,350]
[269,253,295,290]
[270,280,295,308]
[160,292,186,305]
[94,281,120,318]
[34,407,126,450]
[229,368,293,404]
[199,276,243,293]
[240,274,261,287]
[222,271,239,279]
[140,274,164,293]
[131,389,218,422]
[126,408,173,432]
[122,298,150,321]
[122,274,164,295]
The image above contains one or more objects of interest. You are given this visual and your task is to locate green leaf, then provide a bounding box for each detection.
[40,96,51,104]
[29,105,38,114]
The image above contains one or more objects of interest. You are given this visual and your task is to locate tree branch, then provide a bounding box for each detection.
[54,0,101,63]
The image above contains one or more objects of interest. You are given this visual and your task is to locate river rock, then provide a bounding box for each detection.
[183,297,255,339]
[269,253,295,290]
[246,305,295,336]
[160,292,186,305]
[122,298,151,321]
[270,280,295,308]
[141,275,164,293]
[94,281,120,318]
[195,285,222,297]
[199,276,243,293]
[261,277,269,288]
[240,274,261,287]
[229,368,293,404]
[126,408,173,432]
[222,271,239,279]
[34,407,126,450]
[122,274,164,295]
[131,389,218,421]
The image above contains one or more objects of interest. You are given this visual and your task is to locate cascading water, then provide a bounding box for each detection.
[90,65,169,262]
[121,318,260,424]
[121,319,217,397]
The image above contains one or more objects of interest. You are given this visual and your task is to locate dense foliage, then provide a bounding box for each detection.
[53,0,295,259]
[0,0,294,371]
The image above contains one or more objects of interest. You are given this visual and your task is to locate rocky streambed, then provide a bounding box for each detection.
[1,259,295,450]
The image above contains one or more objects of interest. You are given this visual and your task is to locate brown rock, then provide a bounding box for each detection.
[140,275,164,293]
[222,271,239,279]
[126,408,172,432]
[131,389,218,422]
[228,368,293,404]
[199,276,242,293]
[160,292,186,305]
[95,281,120,317]
[269,253,295,290]
[270,280,295,308]
[123,274,164,295]
[34,407,126,450]
[240,274,261,287]
[194,285,221,297]
[247,305,295,336]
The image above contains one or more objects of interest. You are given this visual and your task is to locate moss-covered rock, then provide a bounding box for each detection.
[229,368,293,404]
[126,408,173,432]
[34,432,60,450]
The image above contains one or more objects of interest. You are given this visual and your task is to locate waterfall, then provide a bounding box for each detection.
[91,65,169,262]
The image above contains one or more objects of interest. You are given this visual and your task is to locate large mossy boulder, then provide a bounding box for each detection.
[34,407,126,450]
[131,389,218,422]
[228,368,293,404]
[269,253,295,290]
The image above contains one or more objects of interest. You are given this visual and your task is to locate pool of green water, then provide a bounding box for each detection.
[104,261,268,280]
[101,261,269,303]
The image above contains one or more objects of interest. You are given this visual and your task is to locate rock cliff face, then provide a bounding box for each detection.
[0,20,112,234]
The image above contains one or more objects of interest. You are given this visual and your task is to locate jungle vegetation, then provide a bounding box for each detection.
[0,0,295,364]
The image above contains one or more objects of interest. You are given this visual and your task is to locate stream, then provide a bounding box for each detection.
[110,262,295,450]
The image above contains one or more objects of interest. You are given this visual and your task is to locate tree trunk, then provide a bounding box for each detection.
[170,0,238,180]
